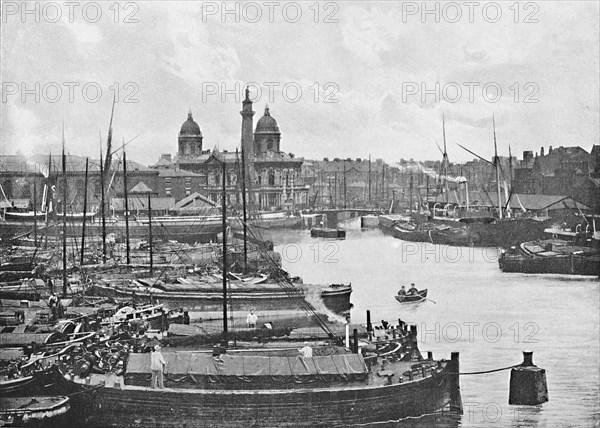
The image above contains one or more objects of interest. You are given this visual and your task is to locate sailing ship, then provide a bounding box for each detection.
[47,154,462,426]
[88,155,352,333]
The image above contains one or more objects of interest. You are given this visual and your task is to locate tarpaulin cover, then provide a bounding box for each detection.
[126,351,368,386]
[0,333,59,346]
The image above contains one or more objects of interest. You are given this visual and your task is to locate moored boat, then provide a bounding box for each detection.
[395,289,428,303]
[310,227,346,239]
[498,239,600,276]
[0,396,70,426]
[90,279,353,325]
[53,329,462,427]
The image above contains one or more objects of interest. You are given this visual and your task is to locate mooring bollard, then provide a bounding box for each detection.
[509,351,549,405]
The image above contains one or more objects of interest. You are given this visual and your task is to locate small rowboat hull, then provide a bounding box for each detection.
[0,396,70,426]
[395,289,428,303]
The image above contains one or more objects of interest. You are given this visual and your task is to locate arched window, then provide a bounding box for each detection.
[268,171,275,186]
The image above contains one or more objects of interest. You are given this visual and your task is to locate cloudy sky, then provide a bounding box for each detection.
[1,1,598,165]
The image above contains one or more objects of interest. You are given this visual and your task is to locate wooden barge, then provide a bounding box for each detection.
[310,228,346,239]
[90,280,353,320]
[54,337,461,427]
[499,239,600,276]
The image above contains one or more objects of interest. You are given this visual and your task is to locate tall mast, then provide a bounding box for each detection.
[368,155,371,204]
[103,95,116,176]
[238,148,248,271]
[99,144,107,263]
[442,115,449,207]
[33,180,37,246]
[147,194,153,275]
[221,159,228,345]
[80,158,88,266]
[123,147,131,265]
[381,163,385,200]
[44,152,52,249]
[343,159,347,209]
[493,115,503,219]
[409,173,413,216]
[426,174,430,213]
[508,145,514,188]
[61,124,67,298]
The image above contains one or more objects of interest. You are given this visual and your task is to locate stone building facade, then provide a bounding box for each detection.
[174,91,309,210]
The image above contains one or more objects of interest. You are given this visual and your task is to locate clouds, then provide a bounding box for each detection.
[1,1,598,165]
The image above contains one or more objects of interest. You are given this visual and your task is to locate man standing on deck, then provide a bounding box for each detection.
[299,342,313,358]
[150,345,167,389]
[48,293,59,320]
[246,309,258,329]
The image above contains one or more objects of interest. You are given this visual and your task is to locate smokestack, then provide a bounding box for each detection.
[240,87,255,166]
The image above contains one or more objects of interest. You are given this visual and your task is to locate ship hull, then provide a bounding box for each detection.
[380,216,548,248]
[90,283,353,318]
[499,252,600,275]
[0,219,223,244]
[55,358,460,427]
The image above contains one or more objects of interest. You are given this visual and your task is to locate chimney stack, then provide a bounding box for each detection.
[540,147,545,156]
[240,86,255,171]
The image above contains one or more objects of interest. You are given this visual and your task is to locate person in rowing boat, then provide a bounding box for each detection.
[407,283,418,296]
[397,286,406,296]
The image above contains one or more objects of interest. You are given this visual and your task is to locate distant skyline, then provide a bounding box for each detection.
[1,1,598,165]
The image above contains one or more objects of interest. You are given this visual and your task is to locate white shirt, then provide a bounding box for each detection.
[246,313,258,325]
[151,351,166,371]
[299,346,313,358]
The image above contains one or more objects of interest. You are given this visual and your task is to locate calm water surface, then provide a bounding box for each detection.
[261,219,599,427]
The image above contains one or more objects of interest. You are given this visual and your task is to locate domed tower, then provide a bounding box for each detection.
[178,109,203,158]
[254,105,281,157]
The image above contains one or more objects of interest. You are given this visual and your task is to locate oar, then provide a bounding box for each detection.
[423,297,437,304]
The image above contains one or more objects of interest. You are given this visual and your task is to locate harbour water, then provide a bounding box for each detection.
[262,219,599,427]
